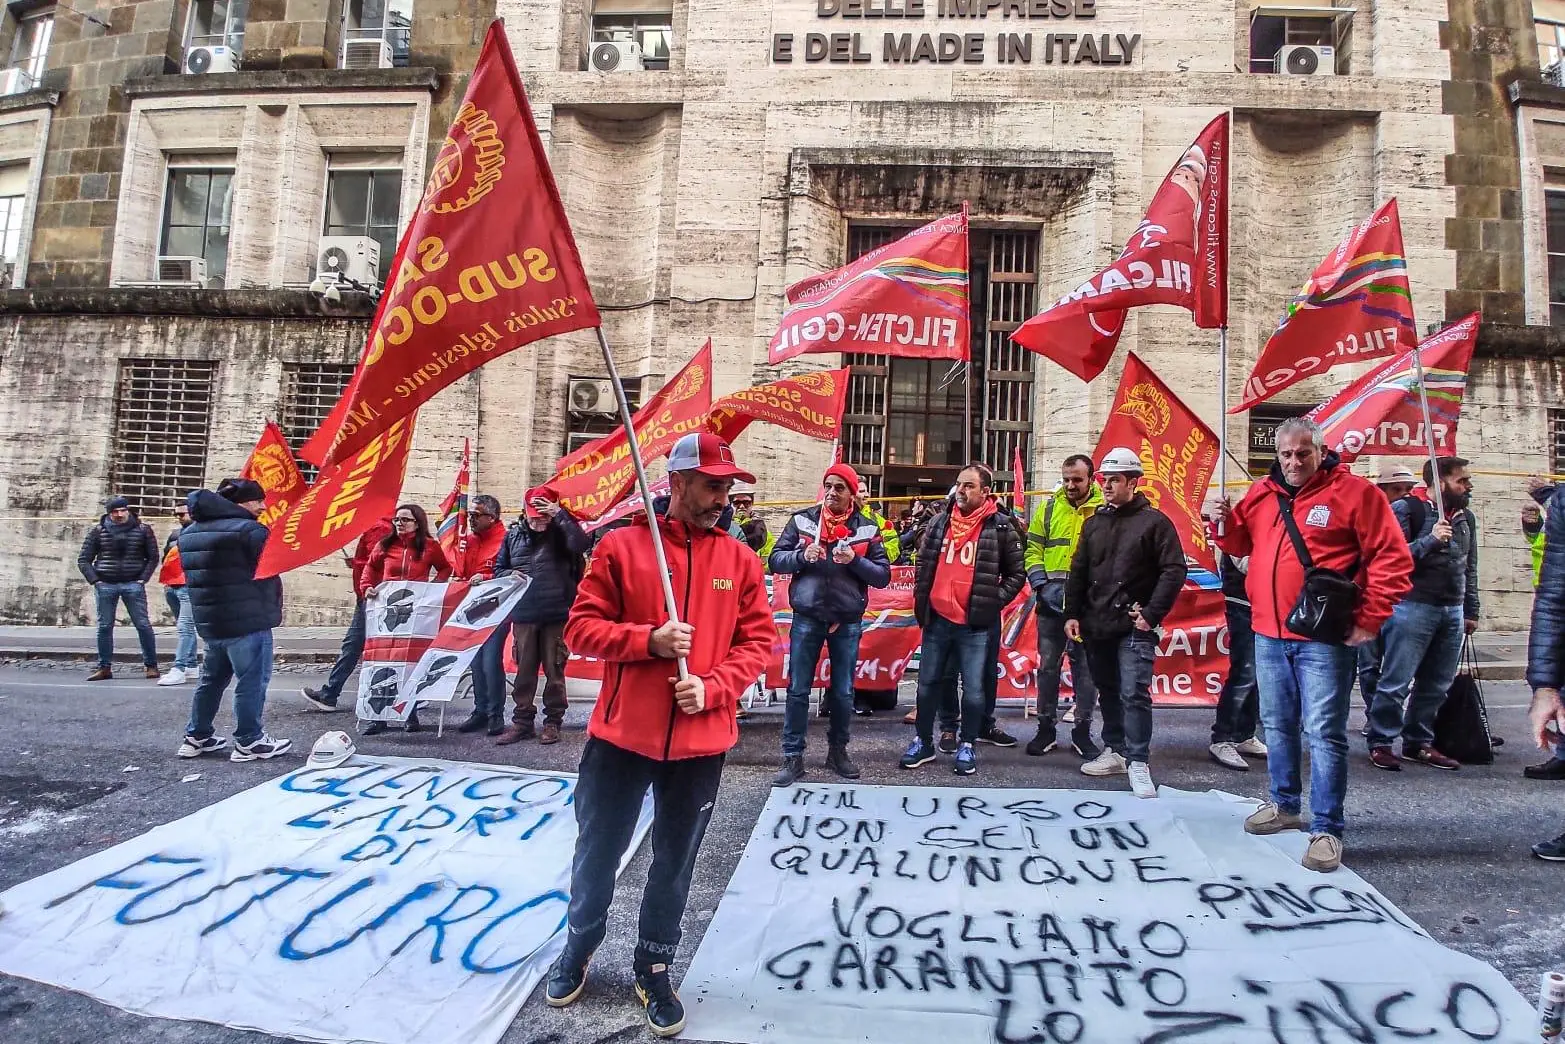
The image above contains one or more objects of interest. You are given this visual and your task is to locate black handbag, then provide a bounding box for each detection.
[1274,492,1360,645]
[1433,639,1495,765]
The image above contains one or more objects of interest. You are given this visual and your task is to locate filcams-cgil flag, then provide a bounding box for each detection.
[1307,312,1480,463]
[304,22,600,468]
[1011,113,1229,382]
[768,211,970,364]
[1234,198,1416,413]
[1092,353,1219,572]
[547,340,713,519]
[705,367,851,443]
[240,420,308,529]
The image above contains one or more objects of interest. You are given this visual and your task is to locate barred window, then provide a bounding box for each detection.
[108,359,216,514]
[1551,408,1565,478]
[280,363,355,480]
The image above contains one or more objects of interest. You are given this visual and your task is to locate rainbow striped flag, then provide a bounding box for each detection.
[437,438,471,557]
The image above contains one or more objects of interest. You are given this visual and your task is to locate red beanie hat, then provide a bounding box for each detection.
[824,462,860,493]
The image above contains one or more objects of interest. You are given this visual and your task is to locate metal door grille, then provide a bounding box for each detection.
[108,359,216,513]
[983,231,1038,493]
[280,363,355,481]
[1551,408,1565,478]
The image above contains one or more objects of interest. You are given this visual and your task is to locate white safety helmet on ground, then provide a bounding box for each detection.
[307,730,357,770]
[1097,447,1144,475]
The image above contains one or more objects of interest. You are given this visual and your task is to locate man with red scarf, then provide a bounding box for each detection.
[769,461,892,786]
[902,462,1026,777]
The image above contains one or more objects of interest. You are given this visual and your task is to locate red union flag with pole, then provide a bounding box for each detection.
[241,420,308,529]
[705,367,850,443]
[1093,353,1220,572]
[1012,113,1230,382]
[1233,198,1416,413]
[1307,313,1479,463]
[304,21,599,468]
[768,210,970,364]
[547,340,713,519]
[436,437,471,558]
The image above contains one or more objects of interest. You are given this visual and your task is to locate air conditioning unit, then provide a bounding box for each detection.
[155,256,208,286]
[589,40,644,73]
[568,378,618,416]
[342,38,393,70]
[0,67,36,96]
[1547,61,1565,88]
[316,235,381,288]
[1276,44,1335,77]
[185,45,238,75]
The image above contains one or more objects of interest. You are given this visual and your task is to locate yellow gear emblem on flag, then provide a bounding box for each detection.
[424,102,506,215]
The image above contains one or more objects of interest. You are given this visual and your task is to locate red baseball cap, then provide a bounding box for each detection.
[524,485,559,519]
[667,432,755,483]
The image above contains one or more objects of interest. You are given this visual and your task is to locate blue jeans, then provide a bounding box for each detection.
[783,612,863,755]
[1367,601,1465,750]
[1356,635,1383,710]
[1212,599,1259,744]
[171,586,199,670]
[1036,610,1098,746]
[915,614,989,745]
[319,600,366,703]
[471,620,511,721]
[94,581,158,669]
[1084,631,1158,763]
[1254,635,1356,838]
[933,622,1001,734]
[185,630,274,746]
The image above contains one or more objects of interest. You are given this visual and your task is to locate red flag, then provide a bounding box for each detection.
[769,210,969,364]
[1012,444,1027,513]
[304,22,599,468]
[257,416,415,578]
[1092,354,1219,572]
[547,341,713,519]
[241,420,308,529]
[436,437,471,559]
[1233,198,1416,413]
[1307,313,1479,463]
[582,476,670,535]
[706,367,850,443]
[1012,114,1230,381]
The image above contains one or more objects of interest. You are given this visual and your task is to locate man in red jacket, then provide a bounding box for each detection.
[547,431,773,1038]
[300,515,393,712]
[1209,417,1410,874]
[451,494,512,735]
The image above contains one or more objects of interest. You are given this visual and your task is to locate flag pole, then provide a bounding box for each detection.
[594,326,688,679]
[1409,343,1447,518]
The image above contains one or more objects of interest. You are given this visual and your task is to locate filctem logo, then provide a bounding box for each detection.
[424,102,506,215]
[1115,380,1172,437]
[248,444,296,493]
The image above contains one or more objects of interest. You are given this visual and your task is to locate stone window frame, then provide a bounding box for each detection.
[1516,102,1565,327]
[0,96,51,287]
[318,151,404,285]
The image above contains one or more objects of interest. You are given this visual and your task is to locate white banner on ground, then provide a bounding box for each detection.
[0,757,651,1044]
[682,784,1531,1044]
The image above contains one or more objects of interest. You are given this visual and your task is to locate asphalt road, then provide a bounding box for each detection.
[1,664,1562,1044]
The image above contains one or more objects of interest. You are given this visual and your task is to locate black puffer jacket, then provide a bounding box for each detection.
[178,490,281,641]
[769,505,892,624]
[1064,493,1187,641]
[77,513,158,584]
[912,501,1026,629]
[495,511,591,624]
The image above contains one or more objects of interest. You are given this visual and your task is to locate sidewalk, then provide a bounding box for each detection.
[0,625,1533,679]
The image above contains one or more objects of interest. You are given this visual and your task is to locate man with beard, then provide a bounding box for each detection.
[547,432,773,1036]
[1365,456,1480,771]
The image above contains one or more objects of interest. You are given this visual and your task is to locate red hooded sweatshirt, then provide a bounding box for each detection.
[566,511,774,761]
[1214,454,1412,640]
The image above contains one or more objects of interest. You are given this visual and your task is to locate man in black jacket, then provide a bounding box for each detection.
[177,479,290,762]
[494,485,591,746]
[1064,447,1186,798]
[78,495,161,681]
[901,462,1026,777]
[769,462,892,786]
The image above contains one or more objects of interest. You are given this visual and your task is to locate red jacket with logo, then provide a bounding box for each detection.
[359,533,452,596]
[349,519,394,596]
[1214,456,1412,640]
[451,522,507,580]
[566,512,774,761]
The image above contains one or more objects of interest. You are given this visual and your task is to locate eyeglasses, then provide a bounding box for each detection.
[394,517,417,525]
[467,511,493,520]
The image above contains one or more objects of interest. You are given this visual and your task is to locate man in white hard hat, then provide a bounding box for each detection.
[1063,447,1187,799]
[1374,465,1417,502]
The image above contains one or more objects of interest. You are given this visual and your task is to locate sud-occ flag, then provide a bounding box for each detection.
[305,21,600,468]
[705,367,850,443]
[1093,353,1219,573]
[1308,312,1479,463]
[1234,198,1416,413]
[1012,113,1229,382]
[548,340,713,519]
[240,420,307,529]
[768,210,969,364]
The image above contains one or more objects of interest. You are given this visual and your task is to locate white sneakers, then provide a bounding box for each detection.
[1236,737,1269,758]
[1127,761,1157,799]
[1079,749,1154,798]
[1080,750,1127,777]
[1209,742,1249,771]
[156,667,189,686]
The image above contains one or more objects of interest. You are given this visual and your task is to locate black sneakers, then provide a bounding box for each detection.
[937,730,959,754]
[1525,757,1565,780]
[1025,729,1058,756]
[545,947,592,1007]
[772,755,805,788]
[455,711,489,734]
[634,964,687,1038]
[301,687,340,712]
[1533,832,1565,862]
[977,726,1017,747]
[826,745,860,780]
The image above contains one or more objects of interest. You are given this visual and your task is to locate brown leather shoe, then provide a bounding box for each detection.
[144,666,160,680]
[88,667,112,682]
[539,723,561,745]
[1403,744,1460,770]
[1368,747,1401,771]
[496,723,535,746]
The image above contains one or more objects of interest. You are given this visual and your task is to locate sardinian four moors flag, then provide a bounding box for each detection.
[768,210,970,363]
[547,340,714,519]
[302,20,600,469]
[1307,312,1480,463]
[1234,198,1417,412]
[1012,113,1230,381]
[705,366,851,443]
[239,420,308,529]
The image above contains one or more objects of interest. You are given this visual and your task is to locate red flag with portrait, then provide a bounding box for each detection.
[241,420,308,529]
[705,367,850,443]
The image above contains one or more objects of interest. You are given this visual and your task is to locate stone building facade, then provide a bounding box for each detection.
[0,0,1561,629]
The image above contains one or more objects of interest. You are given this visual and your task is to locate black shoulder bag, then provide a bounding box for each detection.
[1274,492,1360,645]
